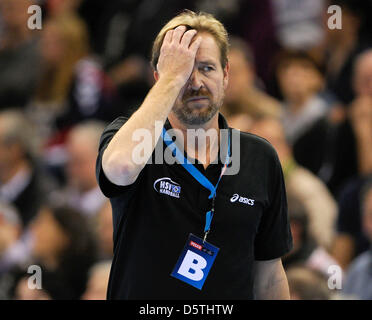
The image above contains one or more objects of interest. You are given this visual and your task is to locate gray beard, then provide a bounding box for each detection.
[173,100,221,126]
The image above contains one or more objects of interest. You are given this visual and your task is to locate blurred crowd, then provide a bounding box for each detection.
[0,0,372,300]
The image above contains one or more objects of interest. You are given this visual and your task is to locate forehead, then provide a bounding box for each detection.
[195,32,221,64]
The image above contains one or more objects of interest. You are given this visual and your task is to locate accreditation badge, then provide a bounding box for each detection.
[170,234,219,290]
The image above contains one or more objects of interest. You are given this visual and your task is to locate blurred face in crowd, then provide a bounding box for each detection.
[225,48,254,103]
[65,131,99,193]
[168,32,229,126]
[0,0,29,31]
[362,188,372,242]
[81,266,110,300]
[277,60,323,106]
[249,118,291,163]
[14,278,51,300]
[40,21,65,65]
[31,208,69,268]
[353,52,372,97]
[97,202,113,257]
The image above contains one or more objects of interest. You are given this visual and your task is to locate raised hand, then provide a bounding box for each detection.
[156,25,202,86]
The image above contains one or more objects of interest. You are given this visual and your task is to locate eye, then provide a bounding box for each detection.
[200,65,214,73]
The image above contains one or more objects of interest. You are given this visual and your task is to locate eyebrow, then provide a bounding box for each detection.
[198,60,217,67]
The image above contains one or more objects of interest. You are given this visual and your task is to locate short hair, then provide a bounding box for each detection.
[68,120,106,151]
[276,50,324,75]
[229,36,255,65]
[151,10,229,70]
[0,110,37,158]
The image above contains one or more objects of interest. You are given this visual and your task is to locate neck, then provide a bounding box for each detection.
[168,113,220,168]
[287,93,312,114]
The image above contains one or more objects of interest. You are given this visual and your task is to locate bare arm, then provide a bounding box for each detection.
[253,258,290,300]
[102,26,202,186]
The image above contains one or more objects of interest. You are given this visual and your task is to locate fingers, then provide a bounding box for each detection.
[189,35,202,54]
[180,29,197,48]
[172,25,187,44]
[163,29,173,44]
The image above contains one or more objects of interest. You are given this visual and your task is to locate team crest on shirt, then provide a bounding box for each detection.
[153,177,181,198]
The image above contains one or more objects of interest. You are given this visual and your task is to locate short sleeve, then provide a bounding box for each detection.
[254,148,293,261]
[95,116,143,198]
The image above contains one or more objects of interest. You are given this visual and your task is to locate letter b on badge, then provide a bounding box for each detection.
[177,250,207,281]
[171,234,219,290]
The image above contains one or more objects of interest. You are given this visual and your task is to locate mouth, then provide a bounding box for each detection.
[186,96,209,103]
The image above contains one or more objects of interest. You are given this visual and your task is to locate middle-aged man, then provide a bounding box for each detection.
[96,10,292,300]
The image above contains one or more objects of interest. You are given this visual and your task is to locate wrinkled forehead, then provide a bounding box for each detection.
[194,32,222,66]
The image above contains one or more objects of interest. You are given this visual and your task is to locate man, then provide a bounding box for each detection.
[96,10,292,299]
[52,121,107,217]
[248,116,337,250]
[330,49,372,269]
[221,37,282,119]
[0,110,54,226]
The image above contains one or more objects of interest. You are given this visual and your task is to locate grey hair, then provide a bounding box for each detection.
[0,109,38,158]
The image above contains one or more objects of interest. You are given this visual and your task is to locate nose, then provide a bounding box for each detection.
[188,68,203,91]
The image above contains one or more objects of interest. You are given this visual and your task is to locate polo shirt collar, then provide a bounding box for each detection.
[163,113,230,167]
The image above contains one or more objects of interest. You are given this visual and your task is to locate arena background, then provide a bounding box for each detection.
[0,0,372,300]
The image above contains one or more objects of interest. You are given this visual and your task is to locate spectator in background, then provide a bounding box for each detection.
[328,49,372,195]
[0,0,41,109]
[343,179,372,300]
[81,260,111,300]
[29,12,118,140]
[29,205,97,299]
[0,110,55,226]
[0,202,32,300]
[323,0,372,107]
[96,201,113,259]
[276,50,332,176]
[51,121,107,217]
[287,266,333,300]
[281,195,338,276]
[249,116,337,250]
[330,50,372,268]
[221,37,282,119]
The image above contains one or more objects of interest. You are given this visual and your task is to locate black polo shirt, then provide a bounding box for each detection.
[96,113,292,300]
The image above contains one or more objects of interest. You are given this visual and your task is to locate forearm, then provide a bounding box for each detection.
[254,259,290,300]
[102,77,183,186]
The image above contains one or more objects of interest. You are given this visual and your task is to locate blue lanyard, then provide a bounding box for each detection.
[161,127,231,241]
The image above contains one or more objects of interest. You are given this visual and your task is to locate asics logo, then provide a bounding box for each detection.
[230,193,255,206]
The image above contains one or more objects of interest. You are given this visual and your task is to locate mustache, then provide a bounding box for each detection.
[182,89,211,102]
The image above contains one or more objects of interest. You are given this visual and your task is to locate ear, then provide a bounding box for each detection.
[223,61,229,90]
[154,70,159,82]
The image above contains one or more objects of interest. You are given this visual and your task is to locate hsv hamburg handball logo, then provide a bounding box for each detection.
[153,177,181,198]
